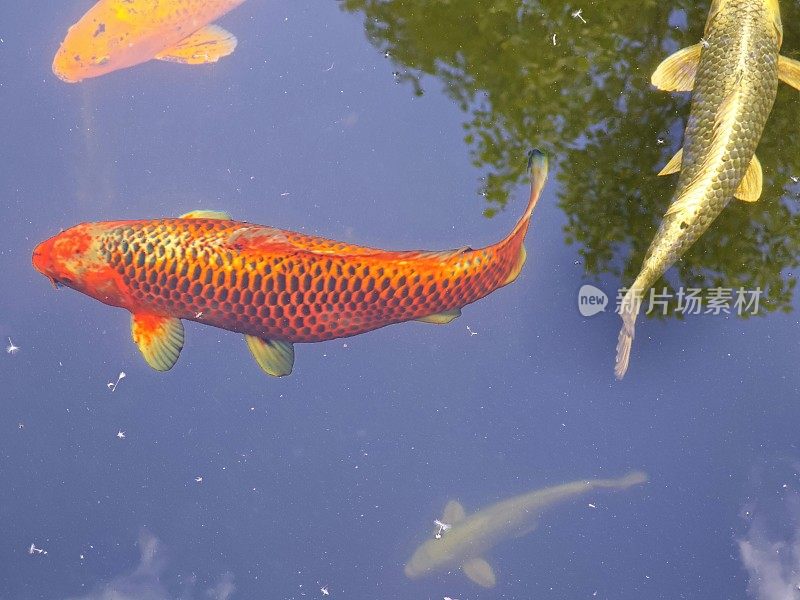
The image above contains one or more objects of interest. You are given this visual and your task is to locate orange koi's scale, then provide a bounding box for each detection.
[33,153,548,377]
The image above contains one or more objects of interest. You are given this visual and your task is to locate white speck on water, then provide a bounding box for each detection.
[107,371,126,392]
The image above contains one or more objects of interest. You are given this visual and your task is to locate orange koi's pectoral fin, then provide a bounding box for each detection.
[131,313,185,372]
[245,335,295,377]
[155,25,238,65]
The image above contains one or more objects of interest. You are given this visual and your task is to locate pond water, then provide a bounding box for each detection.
[2,1,800,599]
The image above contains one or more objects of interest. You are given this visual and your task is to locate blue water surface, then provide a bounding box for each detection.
[1,2,800,599]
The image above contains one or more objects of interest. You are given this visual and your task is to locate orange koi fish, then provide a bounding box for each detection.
[32,152,548,377]
[53,0,245,83]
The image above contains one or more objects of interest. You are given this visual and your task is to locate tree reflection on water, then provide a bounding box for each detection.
[341,0,800,315]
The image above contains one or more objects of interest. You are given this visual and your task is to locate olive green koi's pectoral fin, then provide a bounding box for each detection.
[245,335,294,377]
[651,43,702,92]
[734,155,763,202]
[155,25,238,65]
[131,313,185,371]
[179,210,233,220]
[416,308,461,324]
[658,148,683,176]
[778,56,800,91]
[659,149,762,202]
[462,557,497,588]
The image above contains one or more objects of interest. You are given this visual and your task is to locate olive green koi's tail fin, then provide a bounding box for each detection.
[614,288,642,380]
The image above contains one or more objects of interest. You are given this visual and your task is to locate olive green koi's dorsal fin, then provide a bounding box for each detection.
[658,148,683,176]
[131,313,184,371]
[651,43,702,92]
[442,499,467,524]
[734,155,763,202]
[462,557,496,588]
[155,25,238,65]
[416,308,461,324]
[778,55,800,91]
[245,335,294,377]
[179,210,233,220]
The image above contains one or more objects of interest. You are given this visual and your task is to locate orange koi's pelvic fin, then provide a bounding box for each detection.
[415,307,462,324]
[131,313,185,371]
[245,335,295,377]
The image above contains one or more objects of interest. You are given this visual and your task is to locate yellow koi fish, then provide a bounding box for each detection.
[53,0,245,82]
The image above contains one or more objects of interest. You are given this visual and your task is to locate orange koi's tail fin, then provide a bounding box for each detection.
[497,149,549,286]
[509,149,549,244]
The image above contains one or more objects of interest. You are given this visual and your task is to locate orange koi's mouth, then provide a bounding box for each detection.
[32,238,64,289]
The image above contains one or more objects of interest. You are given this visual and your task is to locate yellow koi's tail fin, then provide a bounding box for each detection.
[498,150,549,285]
[614,287,643,380]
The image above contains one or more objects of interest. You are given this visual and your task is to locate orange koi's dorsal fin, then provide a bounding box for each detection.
[229,227,388,259]
[131,313,184,371]
[405,246,472,261]
[227,227,294,253]
[155,24,238,65]
[180,209,232,220]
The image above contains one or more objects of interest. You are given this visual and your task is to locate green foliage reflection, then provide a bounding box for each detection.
[341,0,800,315]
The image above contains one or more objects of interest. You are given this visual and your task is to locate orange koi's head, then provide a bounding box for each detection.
[33,224,124,305]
